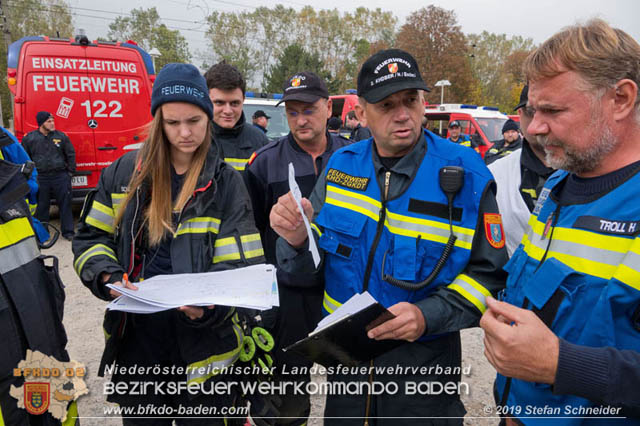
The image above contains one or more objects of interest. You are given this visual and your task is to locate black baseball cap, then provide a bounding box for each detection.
[449,120,461,128]
[252,110,271,119]
[514,85,528,111]
[357,49,430,103]
[276,71,329,106]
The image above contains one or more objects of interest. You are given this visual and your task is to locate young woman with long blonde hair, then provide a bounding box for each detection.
[72,63,264,424]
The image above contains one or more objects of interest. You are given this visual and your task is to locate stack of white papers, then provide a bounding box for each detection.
[106,264,279,314]
[313,291,377,333]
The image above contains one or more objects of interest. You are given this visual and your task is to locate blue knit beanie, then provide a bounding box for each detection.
[151,63,213,120]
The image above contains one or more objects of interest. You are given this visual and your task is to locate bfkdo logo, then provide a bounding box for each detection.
[291,77,301,87]
[25,382,50,415]
[388,63,398,73]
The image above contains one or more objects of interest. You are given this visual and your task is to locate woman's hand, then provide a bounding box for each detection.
[101,272,138,299]
[178,305,215,321]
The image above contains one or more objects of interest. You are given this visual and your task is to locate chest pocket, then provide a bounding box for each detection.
[522,257,605,344]
[318,211,367,259]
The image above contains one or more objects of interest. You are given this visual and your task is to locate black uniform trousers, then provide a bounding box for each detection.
[36,172,74,237]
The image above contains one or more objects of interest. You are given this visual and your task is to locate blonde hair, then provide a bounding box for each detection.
[114,108,212,246]
[523,19,640,110]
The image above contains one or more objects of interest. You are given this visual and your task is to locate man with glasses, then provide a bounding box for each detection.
[244,71,350,426]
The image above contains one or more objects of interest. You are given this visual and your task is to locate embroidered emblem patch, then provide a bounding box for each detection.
[25,382,50,415]
[388,63,398,73]
[484,213,505,249]
[326,168,369,191]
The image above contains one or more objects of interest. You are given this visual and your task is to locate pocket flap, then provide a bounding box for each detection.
[525,257,578,309]
[392,235,417,281]
[320,207,368,237]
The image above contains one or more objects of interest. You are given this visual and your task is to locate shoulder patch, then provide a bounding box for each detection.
[247,151,258,166]
[326,168,369,191]
[484,213,505,249]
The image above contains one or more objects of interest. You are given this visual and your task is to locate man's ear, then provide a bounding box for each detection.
[326,98,333,117]
[612,79,638,122]
[355,101,367,128]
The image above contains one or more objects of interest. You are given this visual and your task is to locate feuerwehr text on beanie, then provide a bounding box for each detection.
[150,63,213,120]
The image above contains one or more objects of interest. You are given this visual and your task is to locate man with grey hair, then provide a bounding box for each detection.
[481,19,640,422]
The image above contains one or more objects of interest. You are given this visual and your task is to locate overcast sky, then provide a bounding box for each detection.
[70,0,640,64]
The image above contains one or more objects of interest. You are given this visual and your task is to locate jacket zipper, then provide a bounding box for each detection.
[362,170,390,425]
[362,171,390,292]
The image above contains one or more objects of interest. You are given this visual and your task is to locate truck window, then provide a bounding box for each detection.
[475,118,508,143]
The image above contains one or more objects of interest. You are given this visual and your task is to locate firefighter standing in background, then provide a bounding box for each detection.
[22,112,76,241]
[72,63,264,425]
[204,63,269,174]
[245,71,351,425]
[0,159,76,425]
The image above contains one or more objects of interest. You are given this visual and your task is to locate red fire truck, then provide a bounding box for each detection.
[7,34,156,200]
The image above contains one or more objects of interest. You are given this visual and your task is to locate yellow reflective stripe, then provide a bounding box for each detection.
[386,210,474,249]
[176,217,221,236]
[224,157,249,171]
[523,219,633,280]
[186,318,243,385]
[448,274,491,313]
[213,237,241,263]
[240,233,264,259]
[311,222,322,237]
[111,193,126,215]
[612,240,640,291]
[326,184,380,222]
[74,243,118,276]
[323,291,342,314]
[327,184,474,249]
[0,216,34,247]
[86,200,115,234]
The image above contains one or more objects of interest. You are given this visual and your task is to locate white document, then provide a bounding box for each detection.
[106,264,279,313]
[288,162,320,267]
[313,291,377,333]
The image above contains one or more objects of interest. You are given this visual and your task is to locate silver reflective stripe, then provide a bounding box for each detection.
[224,158,248,171]
[214,239,240,257]
[0,236,39,274]
[240,235,262,253]
[176,218,221,235]
[448,275,491,313]
[622,250,640,272]
[73,243,117,276]
[386,215,475,245]
[326,186,380,219]
[86,207,114,232]
[528,228,627,267]
[322,291,341,314]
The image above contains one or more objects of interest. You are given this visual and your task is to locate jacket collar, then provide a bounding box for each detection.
[212,112,246,138]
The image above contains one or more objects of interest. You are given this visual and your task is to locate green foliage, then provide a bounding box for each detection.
[262,44,334,94]
[396,6,474,104]
[204,6,397,93]
[108,7,190,71]
[1,0,74,127]
[467,31,535,111]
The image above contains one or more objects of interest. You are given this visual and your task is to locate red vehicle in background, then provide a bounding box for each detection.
[7,34,156,200]
[423,104,510,158]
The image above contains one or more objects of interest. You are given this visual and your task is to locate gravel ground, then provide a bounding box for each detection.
[45,212,498,425]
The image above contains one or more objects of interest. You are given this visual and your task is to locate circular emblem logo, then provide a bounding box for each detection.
[88,119,98,129]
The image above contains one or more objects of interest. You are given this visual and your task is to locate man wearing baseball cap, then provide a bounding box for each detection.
[270,49,506,423]
[252,109,271,134]
[447,120,471,146]
[245,71,351,425]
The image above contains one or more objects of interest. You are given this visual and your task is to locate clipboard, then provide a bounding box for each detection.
[283,302,402,367]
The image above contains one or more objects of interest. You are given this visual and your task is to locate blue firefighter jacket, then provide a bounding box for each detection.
[496,170,640,425]
[315,132,495,323]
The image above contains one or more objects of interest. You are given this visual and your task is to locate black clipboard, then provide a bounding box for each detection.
[283,302,401,367]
